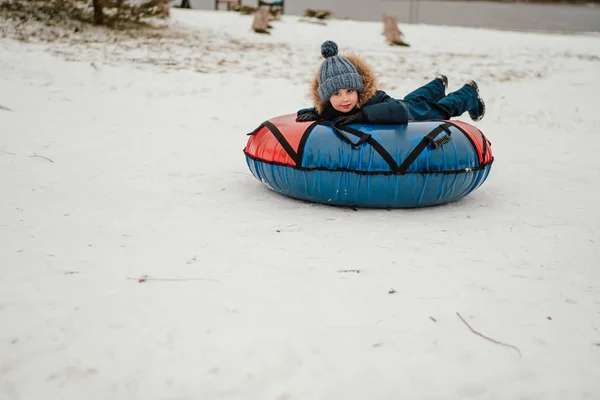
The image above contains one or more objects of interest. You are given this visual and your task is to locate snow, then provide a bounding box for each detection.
[1,8,600,400]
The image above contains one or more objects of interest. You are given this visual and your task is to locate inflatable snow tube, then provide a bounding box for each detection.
[243,114,493,208]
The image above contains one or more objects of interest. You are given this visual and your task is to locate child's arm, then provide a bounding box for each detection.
[296,107,320,122]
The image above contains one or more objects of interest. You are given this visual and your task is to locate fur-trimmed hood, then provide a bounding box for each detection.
[310,53,378,114]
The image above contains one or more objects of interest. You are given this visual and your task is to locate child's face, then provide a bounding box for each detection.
[330,88,359,113]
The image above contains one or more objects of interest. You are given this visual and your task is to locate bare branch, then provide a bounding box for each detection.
[30,153,54,163]
[456,312,522,358]
[127,276,218,282]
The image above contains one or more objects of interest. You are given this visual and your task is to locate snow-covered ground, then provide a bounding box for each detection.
[1,8,599,400]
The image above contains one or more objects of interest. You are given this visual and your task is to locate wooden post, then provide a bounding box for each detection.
[252,7,270,33]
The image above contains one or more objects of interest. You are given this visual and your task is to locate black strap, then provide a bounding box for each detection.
[397,123,452,175]
[247,123,265,136]
[250,120,454,174]
[481,129,489,162]
[247,120,316,167]
[338,125,399,171]
[443,120,491,166]
[320,122,400,172]
[262,120,299,164]
[333,123,372,147]
[319,121,368,147]
[295,121,319,166]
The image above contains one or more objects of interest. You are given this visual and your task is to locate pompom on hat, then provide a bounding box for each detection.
[317,40,364,102]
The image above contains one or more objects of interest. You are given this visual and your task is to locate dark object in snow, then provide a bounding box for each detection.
[29,153,54,163]
[304,8,332,20]
[382,15,410,47]
[456,312,522,358]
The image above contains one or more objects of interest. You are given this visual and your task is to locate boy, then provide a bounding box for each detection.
[296,41,485,125]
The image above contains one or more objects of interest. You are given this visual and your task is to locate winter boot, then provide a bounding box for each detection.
[465,81,485,122]
[469,98,486,122]
[436,74,448,90]
[465,80,479,93]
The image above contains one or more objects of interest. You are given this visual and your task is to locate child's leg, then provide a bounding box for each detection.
[435,85,480,119]
[404,84,480,121]
[403,78,446,104]
[405,102,449,121]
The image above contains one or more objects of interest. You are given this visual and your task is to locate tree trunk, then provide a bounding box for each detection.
[93,0,104,24]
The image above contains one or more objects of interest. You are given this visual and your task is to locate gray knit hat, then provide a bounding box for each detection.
[317,41,364,102]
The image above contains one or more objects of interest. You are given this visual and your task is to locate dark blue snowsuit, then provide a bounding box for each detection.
[300,79,480,124]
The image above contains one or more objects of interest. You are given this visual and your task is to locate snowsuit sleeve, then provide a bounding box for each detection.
[361,91,412,125]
